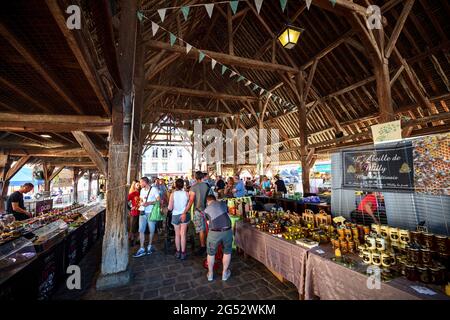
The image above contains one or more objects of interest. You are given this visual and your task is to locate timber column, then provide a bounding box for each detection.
[96,0,137,290]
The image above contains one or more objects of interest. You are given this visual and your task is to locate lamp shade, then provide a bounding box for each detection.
[278,25,304,49]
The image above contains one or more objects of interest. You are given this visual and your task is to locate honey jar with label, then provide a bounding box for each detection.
[331,238,340,250]
[405,264,419,281]
[345,228,353,240]
[358,245,365,258]
[417,266,431,284]
[409,231,423,245]
[375,237,386,251]
[365,236,376,250]
[362,250,372,264]
[389,227,399,242]
[351,227,359,240]
[407,247,421,264]
[420,248,433,266]
[430,266,445,285]
[371,223,381,235]
[363,225,370,236]
[380,225,390,239]
[372,251,381,266]
[340,240,349,254]
[337,227,345,240]
[348,240,355,253]
[435,235,448,254]
[422,233,435,250]
[381,253,392,268]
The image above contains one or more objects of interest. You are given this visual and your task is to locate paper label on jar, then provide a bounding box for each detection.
[410,285,437,296]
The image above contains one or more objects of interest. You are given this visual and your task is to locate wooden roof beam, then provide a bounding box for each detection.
[311,0,368,16]
[46,0,111,116]
[72,131,108,175]
[5,147,108,158]
[5,156,31,181]
[146,40,298,74]
[0,23,84,114]
[147,85,258,102]
[385,0,415,58]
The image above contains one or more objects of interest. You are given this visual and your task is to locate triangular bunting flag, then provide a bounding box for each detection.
[229,71,237,78]
[256,112,260,117]
[137,11,144,22]
[266,111,269,117]
[240,114,243,120]
[181,120,185,125]
[169,33,177,46]
[253,84,259,91]
[204,3,214,18]
[158,8,167,22]
[244,80,251,86]
[230,1,239,15]
[186,43,192,53]
[211,59,217,70]
[221,65,228,75]
[206,118,210,123]
[274,110,278,115]
[259,88,264,95]
[254,0,264,14]
[151,22,159,36]
[237,75,244,82]
[181,6,190,21]
[214,117,218,123]
[306,0,312,10]
[199,51,206,63]
[248,113,252,118]
[330,0,336,6]
[280,0,287,12]
[189,120,193,124]
[231,115,235,120]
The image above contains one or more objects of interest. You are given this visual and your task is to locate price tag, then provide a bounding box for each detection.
[410,285,437,296]
[315,249,325,254]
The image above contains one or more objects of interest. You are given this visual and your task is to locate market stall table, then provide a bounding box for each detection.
[235,221,309,299]
[304,244,450,300]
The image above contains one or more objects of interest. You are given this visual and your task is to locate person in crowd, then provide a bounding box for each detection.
[186,171,211,256]
[232,174,246,197]
[245,177,254,192]
[127,180,141,247]
[97,184,105,200]
[203,173,212,188]
[158,178,169,207]
[215,175,226,198]
[204,194,232,282]
[6,183,34,221]
[274,175,287,194]
[224,177,235,198]
[261,176,271,191]
[351,192,387,225]
[168,178,190,260]
[133,176,160,258]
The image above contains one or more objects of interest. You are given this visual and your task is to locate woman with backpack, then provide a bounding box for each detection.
[168,178,190,260]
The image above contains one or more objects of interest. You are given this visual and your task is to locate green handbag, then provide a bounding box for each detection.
[148,201,164,222]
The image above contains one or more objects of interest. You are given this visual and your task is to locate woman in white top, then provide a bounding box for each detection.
[168,178,190,260]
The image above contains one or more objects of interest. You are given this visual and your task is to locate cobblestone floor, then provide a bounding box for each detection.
[53,234,299,300]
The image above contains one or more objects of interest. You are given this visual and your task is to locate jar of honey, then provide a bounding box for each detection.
[363,226,370,236]
[407,247,421,265]
[351,227,359,240]
[405,264,419,281]
[417,266,431,284]
[358,245,365,258]
[340,240,349,254]
[422,233,435,250]
[372,251,381,266]
[345,228,353,240]
[375,237,386,251]
[362,250,372,264]
[365,236,376,250]
[331,238,340,250]
[380,225,390,239]
[420,248,432,266]
[389,227,399,242]
[430,266,445,285]
[435,235,448,254]
[399,229,410,245]
[348,240,355,253]
[371,223,381,235]
[409,231,423,246]
[337,227,345,240]
[381,253,392,268]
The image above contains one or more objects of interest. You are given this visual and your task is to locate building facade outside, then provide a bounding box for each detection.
[142,146,192,179]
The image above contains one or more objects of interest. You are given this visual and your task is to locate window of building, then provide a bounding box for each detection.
[177,149,183,158]
[162,148,168,159]
[151,162,158,172]
[152,148,158,158]
[177,162,183,172]
[162,162,168,172]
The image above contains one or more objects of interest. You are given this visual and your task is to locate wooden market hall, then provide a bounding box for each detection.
[0,0,449,300]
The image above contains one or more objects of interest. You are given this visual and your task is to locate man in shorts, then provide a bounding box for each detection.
[186,171,211,256]
[204,195,232,282]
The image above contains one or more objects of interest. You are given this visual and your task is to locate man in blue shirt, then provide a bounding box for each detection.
[232,175,246,197]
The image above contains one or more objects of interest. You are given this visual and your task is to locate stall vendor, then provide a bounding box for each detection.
[351,192,387,225]
[6,183,34,221]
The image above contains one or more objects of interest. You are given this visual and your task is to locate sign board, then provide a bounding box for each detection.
[342,142,414,191]
[371,120,402,144]
[35,199,53,214]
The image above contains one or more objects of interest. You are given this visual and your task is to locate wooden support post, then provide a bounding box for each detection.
[374,57,395,122]
[97,0,136,290]
[42,163,55,192]
[87,170,92,202]
[296,72,311,194]
[0,155,12,212]
[73,168,79,203]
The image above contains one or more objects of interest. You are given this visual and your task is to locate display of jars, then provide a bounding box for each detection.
[421,248,433,266]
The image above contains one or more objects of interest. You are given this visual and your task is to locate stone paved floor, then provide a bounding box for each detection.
[53,234,299,300]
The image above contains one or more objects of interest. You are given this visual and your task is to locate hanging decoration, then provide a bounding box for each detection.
[230,1,239,15]
[181,6,190,21]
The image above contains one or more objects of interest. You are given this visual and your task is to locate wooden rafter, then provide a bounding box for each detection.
[72,131,108,175]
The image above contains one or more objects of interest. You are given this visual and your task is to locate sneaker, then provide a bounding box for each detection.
[222,269,231,281]
[180,252,187,260]
[194,247,206,256]
[174,251,181,259]
[133,248,146,258]
[147,245,155,255]
[207,272,214,282]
